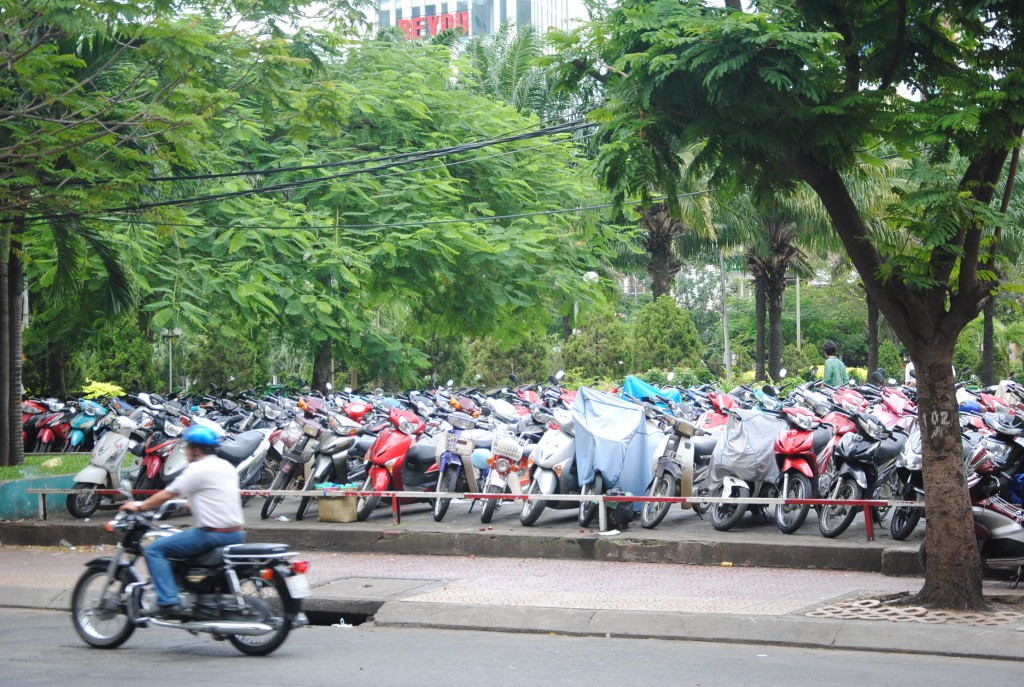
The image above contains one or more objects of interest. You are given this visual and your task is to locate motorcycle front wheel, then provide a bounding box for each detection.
[261,469,294,520]
[890,491,924,541]
[578,474,604,527]
[519,479,546,527]
[640,475,676,530]
[479,484,503,524]
[67,483,100,519]
[432,465,460,522]
[775,473,812,535]
[355,475,379,521]
[227,575,291,656]
[818,479,862,538]
[295,472,322,521]
[710,484,749,532]
[70,569,135,649]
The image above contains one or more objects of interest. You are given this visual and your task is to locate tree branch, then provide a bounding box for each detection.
[880,0,906,90]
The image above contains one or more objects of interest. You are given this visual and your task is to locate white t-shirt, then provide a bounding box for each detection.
[168,454,244,529]
[904,362,915,385]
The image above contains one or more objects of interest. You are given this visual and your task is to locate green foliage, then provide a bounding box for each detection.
[467,333,553,387]
[80,380,126,401]
[561,304,631,380]
[78,317,161,392]
[181,324,268,392]
[629,296,703,370]
[877,340,904,380]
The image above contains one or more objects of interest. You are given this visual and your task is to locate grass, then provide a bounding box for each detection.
[0,453,90,482]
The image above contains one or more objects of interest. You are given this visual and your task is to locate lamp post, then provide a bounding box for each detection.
[160,328,182,393]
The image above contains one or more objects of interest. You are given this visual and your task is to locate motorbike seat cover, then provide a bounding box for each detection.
[223,543,289,558]
[407,439,437,466]
[875,433,906,463]
[216,430,264,466]
[171,547,224,567]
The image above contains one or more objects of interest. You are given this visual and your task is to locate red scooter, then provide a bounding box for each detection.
[773,405,836,534]
[695,390,735,434]
[354,407,438,520]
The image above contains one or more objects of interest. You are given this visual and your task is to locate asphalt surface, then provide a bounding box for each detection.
[1,495,1022,661]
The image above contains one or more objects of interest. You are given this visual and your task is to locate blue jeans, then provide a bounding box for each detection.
[145,527,245,608]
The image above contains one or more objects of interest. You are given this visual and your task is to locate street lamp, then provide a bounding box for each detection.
[160,328,182,392]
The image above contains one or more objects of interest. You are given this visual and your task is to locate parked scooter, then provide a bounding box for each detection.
[70,482,309,656]
[818,412,908,538]
[639,401,716,529]
[355,407,438,521]
[773,404,836,534]
[432,412,491,522]
[709,408,785,532]
[294,424,361,521]
[67,411,149,518]
[519,405,578,527]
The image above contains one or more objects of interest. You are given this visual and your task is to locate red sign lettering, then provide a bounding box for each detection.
[397,11,470,40]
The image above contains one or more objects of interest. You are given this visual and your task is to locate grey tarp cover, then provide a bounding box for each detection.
[708,408,785,492]
[572,386,665,498]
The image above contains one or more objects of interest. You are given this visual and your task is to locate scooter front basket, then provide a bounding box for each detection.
[436,431,475,459]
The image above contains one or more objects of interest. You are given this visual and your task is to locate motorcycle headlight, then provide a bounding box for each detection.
[792,413,814,430]
[164,422,183,437]
[302,422,320,437]
[398,418,416,435]
[981,438,1011,467]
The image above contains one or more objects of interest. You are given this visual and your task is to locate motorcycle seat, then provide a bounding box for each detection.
[812,427,833,454]
[876,434,906,463]
[223,543,289,558]
[350,435,375,457]
[469,431,493,449]
[216,431,264,466]
[171,547,224,567]
[407,440,437,466]
[692,434,719,457]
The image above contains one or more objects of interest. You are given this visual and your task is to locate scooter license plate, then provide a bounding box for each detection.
[285,574,310,599]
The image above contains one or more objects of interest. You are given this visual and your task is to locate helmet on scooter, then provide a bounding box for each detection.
[182,425,221,449]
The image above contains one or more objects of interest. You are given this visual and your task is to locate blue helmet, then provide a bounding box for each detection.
[182,425,221,449]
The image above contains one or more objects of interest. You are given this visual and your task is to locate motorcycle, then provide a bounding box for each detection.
[519,405,578,527]
[67,411,150,518]
[639,401,717,529]
[355,406,438,521]
[67,399,107,452]
[773,403,836,534]
[70,484,309,656]
[708,407,785,532]
[294,422,361,521]
[818,412,909,538]
[432,412,490,522]
[261,399,325,519]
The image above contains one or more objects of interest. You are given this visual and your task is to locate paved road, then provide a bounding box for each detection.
[2,607,1021,687]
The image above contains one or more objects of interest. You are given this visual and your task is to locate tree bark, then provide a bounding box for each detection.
[766,269,785,382]
[47,342,66,398]
[641,204,682,300]
[982,296,995,386]
[866,291,879,374]
[0,221,9,468]
[561,314,572,342]
[311,339,333,394]
[753,275,767,382]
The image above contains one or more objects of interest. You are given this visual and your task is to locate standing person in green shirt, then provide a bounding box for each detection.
[822,340,849,387]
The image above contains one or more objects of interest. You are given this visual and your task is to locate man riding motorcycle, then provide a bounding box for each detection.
[119,424,245,619]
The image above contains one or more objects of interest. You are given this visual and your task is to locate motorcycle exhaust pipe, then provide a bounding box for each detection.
[148,619,274,635]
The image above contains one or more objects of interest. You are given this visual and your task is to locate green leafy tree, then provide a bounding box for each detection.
[467,334,553,388]
[877,340,905,381]
[562,0,1024,608]
[630,295,703,371]
[561,302,631,380]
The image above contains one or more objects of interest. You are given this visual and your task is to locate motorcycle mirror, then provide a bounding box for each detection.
[778,368,787,379]
[475,374,482,381]
[509,374,520,385]
[666,372,675,383]
[555,370,565,381]
[446,379,454,388]
[325,382,333,391]
[888,378,898,386]
[809,366,818,379]
[228,375,236,383]
[344,386,353,393]
[762,385,777,397]
[870,370,885,386]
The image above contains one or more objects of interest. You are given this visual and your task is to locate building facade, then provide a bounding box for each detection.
[374,0,579,41]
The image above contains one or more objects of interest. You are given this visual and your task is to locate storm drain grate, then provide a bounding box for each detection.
[805,598,1024,626]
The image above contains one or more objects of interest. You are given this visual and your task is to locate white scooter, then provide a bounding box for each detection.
[67,410,149,518]
[519,406,578,527]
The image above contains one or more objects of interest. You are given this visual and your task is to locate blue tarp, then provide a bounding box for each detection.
[619,375,682,408]
[572,387,664,500]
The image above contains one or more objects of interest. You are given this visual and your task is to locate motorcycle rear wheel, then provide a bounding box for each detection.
[67,483,100,519]
[890,491,924,541]
[71,569,135,649]
[519,479,546,527]
[640,475,676,530]
[479,484,503,524]
[578,474,604,528]
[711,484,749,532]
[227,575,291,656]
[432,465,460,522]
[818,479,862,538]
[261,470,293,520]
[775,473,812,535]
[355,475,379,521]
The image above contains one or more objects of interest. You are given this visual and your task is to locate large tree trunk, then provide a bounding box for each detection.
[47,343,67,398]
[912,342,986,609]
[753,275,767,382]
[866,291,879,374]
[982,296,995,386]
[765,269,785,382]
[311,339,333,394]
[0,222,10,467]
[642,204,682,300]
[9,223,23,467]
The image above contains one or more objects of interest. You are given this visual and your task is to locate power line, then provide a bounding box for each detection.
[15,120,594,224]
[93,190,710,231]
